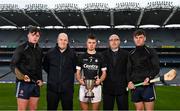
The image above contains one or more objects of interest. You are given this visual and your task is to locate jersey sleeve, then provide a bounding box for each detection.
[100,54,107,71]
[127,54,133,82]
[149,48,160,79]
[10,46,23,73]
[76,55,83,70]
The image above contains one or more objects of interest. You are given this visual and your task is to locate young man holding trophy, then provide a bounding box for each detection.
[76,34,107,110]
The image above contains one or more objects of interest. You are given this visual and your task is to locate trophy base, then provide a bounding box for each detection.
[85,92,94,98]
[85,95,94,98]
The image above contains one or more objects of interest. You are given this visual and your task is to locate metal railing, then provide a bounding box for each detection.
[84,3,109,11]
[115,2,140,10]
[147,1,173,9]
[0,4,19,11]
[25,4,48,11]
[54,3,79,11]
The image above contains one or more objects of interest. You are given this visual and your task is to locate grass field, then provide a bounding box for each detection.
[0,83,180,110]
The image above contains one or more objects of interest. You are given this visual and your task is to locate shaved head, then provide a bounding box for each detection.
[58,33,68,41]
[57,33,69,50]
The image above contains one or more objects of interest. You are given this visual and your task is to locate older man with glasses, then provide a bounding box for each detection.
[102,34,129,110]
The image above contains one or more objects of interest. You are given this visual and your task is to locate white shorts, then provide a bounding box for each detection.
[79,85,102,103]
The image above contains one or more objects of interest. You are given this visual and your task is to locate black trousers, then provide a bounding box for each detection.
[103,92,128,110]
[47,90,73,110]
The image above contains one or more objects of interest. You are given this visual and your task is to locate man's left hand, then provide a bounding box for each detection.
[37,80,43,87]
[143,77,150,86]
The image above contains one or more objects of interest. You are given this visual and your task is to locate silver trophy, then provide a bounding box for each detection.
[84,79,96,98]
[82,68,99,99]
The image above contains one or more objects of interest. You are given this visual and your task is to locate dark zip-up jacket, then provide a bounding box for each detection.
[102,48,129,95]
[10,41,43,82]
[43,44,76,93]
[127,45,160,83]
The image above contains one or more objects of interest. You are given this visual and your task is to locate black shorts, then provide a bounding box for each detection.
[16,81,40,99]
[131,84,156,103]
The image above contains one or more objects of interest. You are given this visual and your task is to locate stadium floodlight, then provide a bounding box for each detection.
[0,4,19,11]
[146,1,173,9]
[124,40,127,44]
[25,4,48,11]
[54,3,79,11]
[84,3,109,11]
[90,25,111,29]
[115,2,140,10]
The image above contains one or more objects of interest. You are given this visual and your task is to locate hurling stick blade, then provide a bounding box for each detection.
[15,68,25,80]
[163,69,177,81]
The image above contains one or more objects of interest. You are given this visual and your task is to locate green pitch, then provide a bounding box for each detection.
[0,83,180,110]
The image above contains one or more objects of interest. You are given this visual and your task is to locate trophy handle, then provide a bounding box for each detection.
[94,75,102,86]
[95,75,99,79]
[81,70,84,79]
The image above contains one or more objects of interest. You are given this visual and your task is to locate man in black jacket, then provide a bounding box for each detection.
[127,29,160,110]
[102,34,129,110]
[10,26,43,110]
[43,33,76,110]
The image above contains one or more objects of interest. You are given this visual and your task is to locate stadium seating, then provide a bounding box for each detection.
[0,28,180,48]
[0,28,180,83]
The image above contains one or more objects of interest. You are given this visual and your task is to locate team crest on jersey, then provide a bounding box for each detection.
[83,59,88,61]
[89,56,93,59]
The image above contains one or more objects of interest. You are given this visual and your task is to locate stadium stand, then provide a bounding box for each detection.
[0,28,180,47]
[0,1,179,27]
[0,28,180,84]
[0,1,180,85]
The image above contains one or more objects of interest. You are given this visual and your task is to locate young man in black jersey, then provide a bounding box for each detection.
[127,29,160,110]
[10,26,43,110]
[76,34,107,110]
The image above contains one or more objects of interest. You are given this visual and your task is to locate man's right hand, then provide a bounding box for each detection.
[78,79,85,85]
[24,75,30,82]
[128,81,135,90]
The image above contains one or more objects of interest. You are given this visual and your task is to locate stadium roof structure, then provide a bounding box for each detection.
[0,1,180,29]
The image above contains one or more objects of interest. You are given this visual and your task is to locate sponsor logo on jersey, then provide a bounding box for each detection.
[83,64,98,70]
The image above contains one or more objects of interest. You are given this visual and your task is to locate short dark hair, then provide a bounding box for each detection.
[87,33,96,41]
[28,26,41,35]
[133,29,146,37]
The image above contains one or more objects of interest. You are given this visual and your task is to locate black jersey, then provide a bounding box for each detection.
[10,41,43,82]
[76,52,106,79]
[127,45,160,83]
